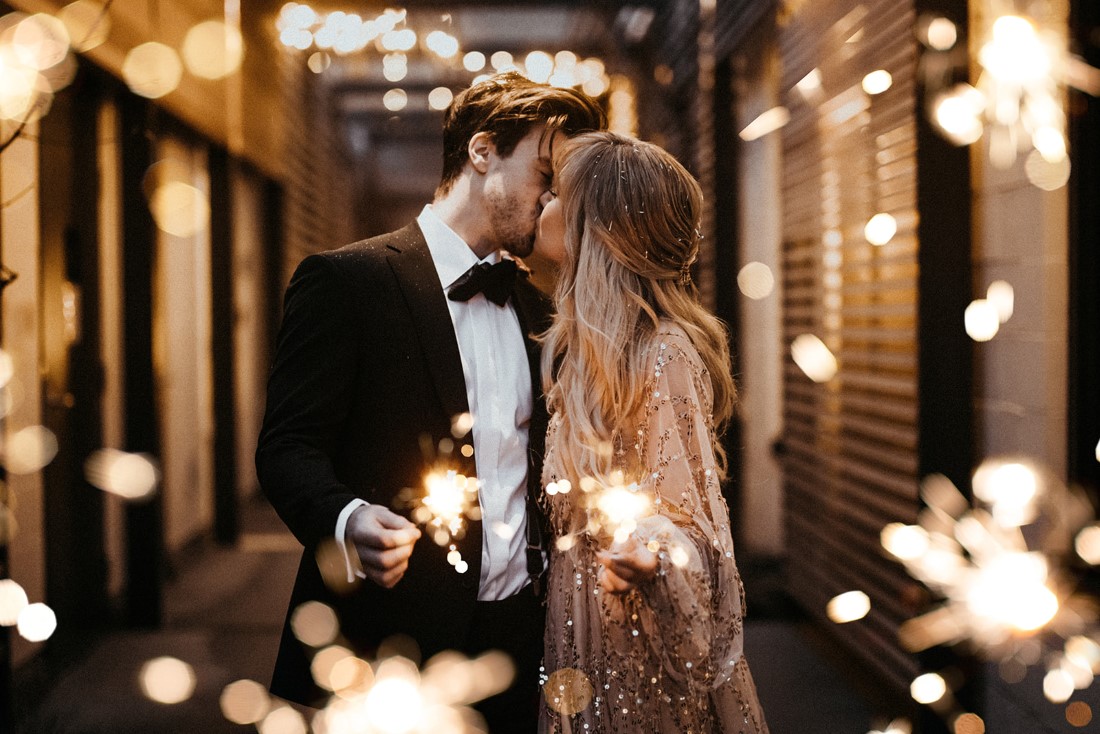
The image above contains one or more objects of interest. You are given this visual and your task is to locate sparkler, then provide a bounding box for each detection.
[879,457,1100,716]
[572,471,654,546]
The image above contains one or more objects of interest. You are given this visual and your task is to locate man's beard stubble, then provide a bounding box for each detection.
[488,188,537,257]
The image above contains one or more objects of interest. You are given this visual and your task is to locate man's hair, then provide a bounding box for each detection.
[437,72,606,195]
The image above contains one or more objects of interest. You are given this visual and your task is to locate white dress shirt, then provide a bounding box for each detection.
[336,204,534,601]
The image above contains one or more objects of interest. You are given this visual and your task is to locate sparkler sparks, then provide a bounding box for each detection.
[585,473,652,545]
[411,469,479,548]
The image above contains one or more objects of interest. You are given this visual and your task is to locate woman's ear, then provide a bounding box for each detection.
[468,131,494,174]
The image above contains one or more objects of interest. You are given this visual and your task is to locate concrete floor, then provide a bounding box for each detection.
[14,497,881,734]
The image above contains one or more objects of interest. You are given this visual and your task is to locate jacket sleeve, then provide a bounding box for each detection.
[256,254,365,550]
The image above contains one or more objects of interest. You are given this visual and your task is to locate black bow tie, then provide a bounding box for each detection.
[447,259,521,307]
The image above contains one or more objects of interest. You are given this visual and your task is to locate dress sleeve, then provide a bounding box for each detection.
[603,335,745,688]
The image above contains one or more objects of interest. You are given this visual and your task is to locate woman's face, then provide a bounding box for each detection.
[533,188,566,264]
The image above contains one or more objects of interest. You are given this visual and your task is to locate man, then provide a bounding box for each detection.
[256,73,605,731]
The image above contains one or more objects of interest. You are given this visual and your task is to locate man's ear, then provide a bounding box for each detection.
[468,132,494,174]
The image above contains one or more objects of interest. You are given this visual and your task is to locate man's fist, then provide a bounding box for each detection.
[346,505,421,588]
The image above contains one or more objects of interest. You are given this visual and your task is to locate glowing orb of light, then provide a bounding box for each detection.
[965,552,1057,632]
[140,656,197,704]
[220,679,270,725]
[490,51,513,71]
[290,600,339,647]
[981,16,1047,83]
[985,280,1013,323]
[964,299,1000,342]
[864,212,897,246]
[16,602,56,642]
[790,334,838,383]
[425,30,458,59]
[122,42,183,99]
[278,27,312,50]
[544,667,594,716]
[1043,668,1074,703]
[826,590,871,623]
[307,51,330,74]
[58,0,109,52]
[910,672,947,704]
[737,261,775,300]
[1066,701,1093,728]
[555,534,576,551]
[1074,525,1100,564]
[365,660,424,733]
[4,425,58,474]
[383,61,406,82]
[1065,636,1100,674]
[1025,149,1071,192]
[12,13,70,71]
[882,523,930,561]
[84,448,160,500]
[462,51,485,72]
[428,86,453,111]
[594,484,651,543]
[183,20,244,80]
[972,460,1038,522]
[1032,126,1067,164]
[0,350,12,388]
[383,88,407,112]
[926,17,958,51]
[311,645,354,692]
[258,705,307,734]
[0,579,29,626]
[953,713,985,734]
[862,70,892,95]
[668,544,690,568]
[380,28,415,52]
[933,85,985,145]
[0,59,42,122]
[329,654,372,694]
[524,51,553,83]
[150,181,211,238]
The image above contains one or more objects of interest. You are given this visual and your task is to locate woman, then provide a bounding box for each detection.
[534,132,769,733]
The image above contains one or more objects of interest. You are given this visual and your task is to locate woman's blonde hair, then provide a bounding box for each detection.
[541,131,736,485]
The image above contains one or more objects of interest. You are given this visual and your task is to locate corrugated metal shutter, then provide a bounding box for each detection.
[778,0,923,694]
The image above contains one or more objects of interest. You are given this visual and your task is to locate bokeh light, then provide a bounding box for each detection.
[4,425,58,474]
[985,280,1013,323]
[1025,149,1071,191]
[462,51,485,72]
[882,523,930,560]
[58,0,109,52]
[291,600,339,647]
[910,672,947,704]
[383,88,407,112]
[1066,701,1093,728]
[149,180,211,237]
[1074,525,1100,564]
[16,602,56,642]
[964,299,999,342]
[140,656,197,704]
[0,349,12,389]
[544,667,593,716]
[122,42,183,99]
[953,712,985,734]
[525,51,553,83]
[1043,667,1074,703]
[827,590,871,623]
[428,87,453,111]
[381,28,415,52]
[425,30,458,59]
[307,51,330,74]
[862,70,892,95]
[790,334,838,383]
[933,85,985,145]
[864,212,897,246]
[737,261,775,300]
[182,20,244,80]
[220,679,271,725]
[258,704,307,734]
[0,579,29,626]
[12,13,70,71]
[925,17,958,51]
[311,645,355,692]
[739,106,789,141]
[489,50,513,71]
[84,448,160,500]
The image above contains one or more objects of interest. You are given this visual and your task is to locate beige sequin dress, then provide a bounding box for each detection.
[539,326,769,734]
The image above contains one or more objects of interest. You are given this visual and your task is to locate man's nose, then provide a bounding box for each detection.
[538,189,555,209]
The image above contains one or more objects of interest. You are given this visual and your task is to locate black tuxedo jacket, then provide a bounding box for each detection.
[256,221,553,704]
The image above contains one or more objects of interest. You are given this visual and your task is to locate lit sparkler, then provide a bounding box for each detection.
[578,471,653,546]
[883,457,1100,709]
[409,469,479,550]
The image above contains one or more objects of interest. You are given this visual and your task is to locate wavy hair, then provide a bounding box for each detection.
[540,132,736,485]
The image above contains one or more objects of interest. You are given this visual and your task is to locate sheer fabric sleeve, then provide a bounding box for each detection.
[605,334,745,689]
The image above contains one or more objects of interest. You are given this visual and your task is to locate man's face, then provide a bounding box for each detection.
[483,126,560,257]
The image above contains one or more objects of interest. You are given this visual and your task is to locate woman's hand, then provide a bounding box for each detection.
[597,535,658,594]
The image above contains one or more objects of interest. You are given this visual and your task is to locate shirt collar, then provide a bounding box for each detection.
[417,204,502,290]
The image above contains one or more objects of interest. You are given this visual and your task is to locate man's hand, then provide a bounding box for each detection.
[597,535,658,594]
[346,505,421,588]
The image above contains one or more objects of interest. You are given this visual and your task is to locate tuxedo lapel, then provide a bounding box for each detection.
[385,223,471,422]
